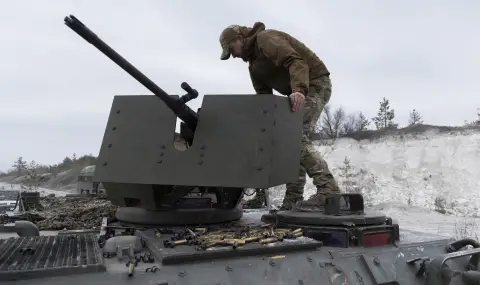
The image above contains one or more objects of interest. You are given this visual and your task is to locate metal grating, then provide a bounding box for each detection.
[0,234,105,281]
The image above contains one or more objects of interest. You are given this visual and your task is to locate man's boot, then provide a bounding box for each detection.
[293,174,340,212]
[261,185,304,223]
[243,189,266,209]
[293,192,327,212]
[279,193,303,211]
[280,168,306,210]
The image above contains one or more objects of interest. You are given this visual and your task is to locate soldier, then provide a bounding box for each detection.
[219,22,340,211]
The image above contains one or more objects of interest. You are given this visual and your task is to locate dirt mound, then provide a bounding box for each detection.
[31,196,118,230]
[338,124,480,141]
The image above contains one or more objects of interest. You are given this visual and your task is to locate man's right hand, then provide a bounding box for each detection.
[289,92,305,112]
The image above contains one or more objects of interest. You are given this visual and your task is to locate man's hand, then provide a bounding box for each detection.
[289,92,305,112]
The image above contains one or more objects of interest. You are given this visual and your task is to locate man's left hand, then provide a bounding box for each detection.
[289,92,305,112]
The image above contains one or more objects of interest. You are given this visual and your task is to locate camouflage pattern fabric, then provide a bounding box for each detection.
[289,76,340,211]
[243,188,266,209]
[292,192,327,212]
[265,76,341,210]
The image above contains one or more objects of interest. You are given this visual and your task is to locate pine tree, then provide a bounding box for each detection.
[408,109,423,126]
[12,156,28,176]
[372,97,397,129]
[337,156,358,193]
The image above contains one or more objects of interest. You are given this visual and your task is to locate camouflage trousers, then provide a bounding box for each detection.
[281,75,340,209]
[243,188,266,209]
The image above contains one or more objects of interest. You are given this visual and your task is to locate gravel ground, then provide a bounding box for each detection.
[19,196,118,230]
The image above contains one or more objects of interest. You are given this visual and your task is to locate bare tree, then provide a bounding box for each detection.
[372,97,398,129]
[346,112,370,133]
[318,104,346,139]
[317,104,334,138]
[342,114,358,135]
[332,107,346,135]
[408,109,423,126]
[317,105,371,139]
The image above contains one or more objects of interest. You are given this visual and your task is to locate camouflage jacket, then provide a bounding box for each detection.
[243,23,330,97]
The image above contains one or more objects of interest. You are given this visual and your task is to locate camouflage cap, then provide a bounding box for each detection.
[219,25,241,60]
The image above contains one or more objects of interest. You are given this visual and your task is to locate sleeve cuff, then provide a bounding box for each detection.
[292,88,307,96]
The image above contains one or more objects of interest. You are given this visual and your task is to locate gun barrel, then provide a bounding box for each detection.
[64,15,198,131]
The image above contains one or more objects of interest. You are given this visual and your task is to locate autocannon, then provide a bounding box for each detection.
[64,15,304,226]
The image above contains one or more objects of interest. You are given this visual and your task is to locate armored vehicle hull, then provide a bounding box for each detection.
[1,210,480,285]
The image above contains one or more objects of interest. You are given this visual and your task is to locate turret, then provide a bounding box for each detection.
[63,15,304,226]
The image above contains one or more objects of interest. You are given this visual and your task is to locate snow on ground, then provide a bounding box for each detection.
[262,128,480,239]
[372,202,480,240]
[0,182,70,197]
[320,128,480,216]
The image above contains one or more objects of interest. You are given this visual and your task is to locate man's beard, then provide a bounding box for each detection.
[240,45,251,62]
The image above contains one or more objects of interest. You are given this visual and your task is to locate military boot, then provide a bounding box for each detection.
[279,196,303,211]
[292,193,327,212]
[243,189,266,209]
[294,170,341,211]
[261,188,303,224]
[279,188,304,211]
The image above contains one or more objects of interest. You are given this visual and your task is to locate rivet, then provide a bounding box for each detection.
[198,160,203,165]
[159,153,164,156]
[256,167,263,171]
[178,270,186,277]
[116,109,120,114]
[269,260,276,266]
[107,144,112,148]
[103,162,107,166]
[112,126,116,130]
[259,147,264,151]
[200,153,204,158]
[157,160,163,164]
[200,145,206,150]
[298,280,304,285]
[263,110,268,114]
[225,264,232,271]
[307,256,312,262]
[161,145,166,149]
[261,128,266,132]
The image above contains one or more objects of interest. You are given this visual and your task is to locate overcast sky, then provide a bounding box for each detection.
[0,0,478,171]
